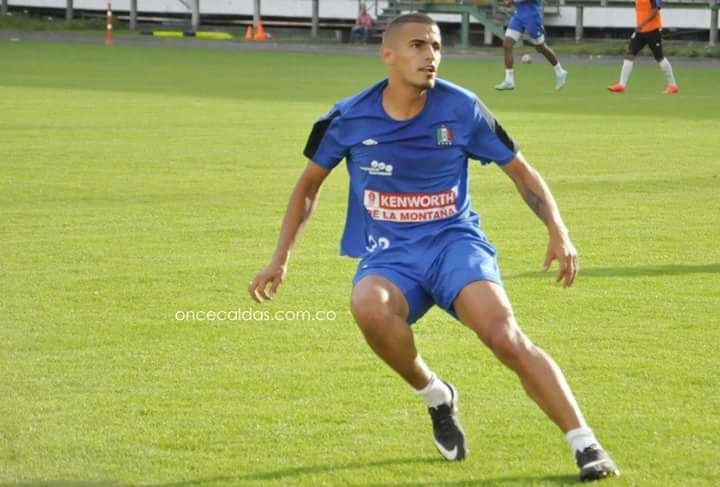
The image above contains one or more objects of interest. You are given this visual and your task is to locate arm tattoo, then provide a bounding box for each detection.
[522,188,548,224]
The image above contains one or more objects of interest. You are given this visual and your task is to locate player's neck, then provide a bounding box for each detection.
[382,80,428,121]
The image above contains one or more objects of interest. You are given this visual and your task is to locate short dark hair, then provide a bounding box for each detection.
[382,13,438,45]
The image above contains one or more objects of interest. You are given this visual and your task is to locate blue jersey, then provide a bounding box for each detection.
[514,0,542,15]
[303,78,518,259]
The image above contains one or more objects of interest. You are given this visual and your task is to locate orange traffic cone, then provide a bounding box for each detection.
[254,20,268,41]
[244,25,254,41]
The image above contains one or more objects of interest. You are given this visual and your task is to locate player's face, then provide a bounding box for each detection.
[383,23,442,90]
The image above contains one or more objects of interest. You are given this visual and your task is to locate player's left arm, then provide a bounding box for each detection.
[501,152,578,287]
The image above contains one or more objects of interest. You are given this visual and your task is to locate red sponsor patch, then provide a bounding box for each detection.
[363,188,458,222]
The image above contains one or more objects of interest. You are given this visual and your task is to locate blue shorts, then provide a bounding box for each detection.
[352,227,503,325]
[507,11,545,44]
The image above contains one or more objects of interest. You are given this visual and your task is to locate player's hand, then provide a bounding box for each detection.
[248,262,287,303]
[543,233,578,288]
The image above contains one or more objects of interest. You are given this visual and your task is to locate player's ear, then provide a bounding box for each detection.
[380,46,394,66]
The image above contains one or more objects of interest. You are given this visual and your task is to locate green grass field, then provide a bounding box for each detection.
[1,40,719,486]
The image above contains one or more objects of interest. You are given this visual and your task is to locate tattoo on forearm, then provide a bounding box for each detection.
[523,188,547,223]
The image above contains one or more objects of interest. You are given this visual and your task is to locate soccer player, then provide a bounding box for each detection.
[608,0,679,93]
[495,0,568,91]
[249,13,619,482]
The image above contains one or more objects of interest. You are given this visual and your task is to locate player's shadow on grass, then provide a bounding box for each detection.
[0,483,121,487]
[506,263,720,280]
[152,457,577,486]
[152,457,439,486]
[366,475,579,486]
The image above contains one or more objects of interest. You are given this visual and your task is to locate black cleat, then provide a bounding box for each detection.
[428,381,467,461]
[576,445,620,482]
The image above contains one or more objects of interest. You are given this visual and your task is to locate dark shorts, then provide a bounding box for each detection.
[628,29,664,61]
[352,227,503,325]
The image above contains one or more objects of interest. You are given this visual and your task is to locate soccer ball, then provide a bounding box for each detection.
[521,53,532,64]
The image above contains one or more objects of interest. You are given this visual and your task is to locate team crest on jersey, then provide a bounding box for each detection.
[436,126,453,146]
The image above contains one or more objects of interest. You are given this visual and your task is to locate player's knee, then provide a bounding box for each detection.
[487,322,533,368]
[351,291,395,334]
[503,37,514,50]
[533,43,545,53]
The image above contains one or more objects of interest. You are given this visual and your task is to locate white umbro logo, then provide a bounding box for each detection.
[362,138,378,146]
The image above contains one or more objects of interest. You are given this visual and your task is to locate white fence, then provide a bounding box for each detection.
[2,0,717,31]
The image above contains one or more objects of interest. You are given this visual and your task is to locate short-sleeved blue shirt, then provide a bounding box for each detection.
[303,78,518,259]
[513,0,543,18]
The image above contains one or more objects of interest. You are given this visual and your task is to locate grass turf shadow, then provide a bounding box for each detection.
[505,263,720,280]
[149,459,579,486]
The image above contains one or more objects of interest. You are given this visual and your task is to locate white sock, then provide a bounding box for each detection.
[619,59,634,87]
[415,374,451,408]
[553,62,564,75]
[566,426,600,455]
[658,58,677,86]
[505,69,515,84]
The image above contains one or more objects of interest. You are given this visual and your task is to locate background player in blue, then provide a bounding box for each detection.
[249,13,618,482]
[496,0,568,91]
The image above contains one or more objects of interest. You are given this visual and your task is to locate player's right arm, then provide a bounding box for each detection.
[248,161,330,303]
